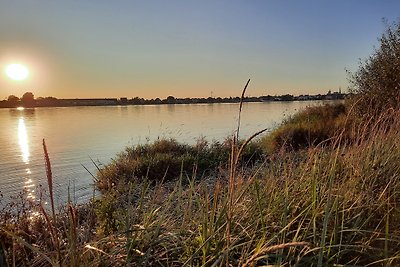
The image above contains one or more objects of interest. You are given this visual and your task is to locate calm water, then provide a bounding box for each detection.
[0,101,321,206]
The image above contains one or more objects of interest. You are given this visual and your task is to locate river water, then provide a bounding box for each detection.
[0,101,322,206]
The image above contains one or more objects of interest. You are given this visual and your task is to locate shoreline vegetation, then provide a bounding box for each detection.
[1,21,400,266]
[0,90,346,109]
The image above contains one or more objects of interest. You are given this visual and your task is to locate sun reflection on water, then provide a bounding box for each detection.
[17,117,36,202]
[18,117,30,164]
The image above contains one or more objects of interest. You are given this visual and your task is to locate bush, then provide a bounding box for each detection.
[262,103,349,152]
[97,138,263,192]
[349,20,400,116]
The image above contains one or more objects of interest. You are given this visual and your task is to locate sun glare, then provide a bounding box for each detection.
[6,64,29,81]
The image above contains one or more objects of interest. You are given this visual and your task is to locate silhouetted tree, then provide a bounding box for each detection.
[281,94,294,101]
[166,96,176,104]
[21,92,35,107]
[7,95,19,103]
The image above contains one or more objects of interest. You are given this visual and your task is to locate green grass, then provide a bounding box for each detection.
[96,138,263,192]
[261,102,351,152]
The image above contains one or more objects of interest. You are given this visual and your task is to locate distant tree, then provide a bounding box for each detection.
[166,96,176,104]
[131,97,141,105]
[349,20,400,116]
[36,96,58,106]
[21,92,35,107]
[7,95,20,103]
[281,94,294,101]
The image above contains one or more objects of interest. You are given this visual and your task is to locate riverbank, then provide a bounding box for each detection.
[1,102,399,266]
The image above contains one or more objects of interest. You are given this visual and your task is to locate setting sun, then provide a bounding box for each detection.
[5,64,29,81]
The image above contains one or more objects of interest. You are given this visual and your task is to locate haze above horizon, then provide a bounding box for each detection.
[1,1,399,99]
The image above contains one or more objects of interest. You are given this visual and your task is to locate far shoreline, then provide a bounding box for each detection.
[1,91,346,109]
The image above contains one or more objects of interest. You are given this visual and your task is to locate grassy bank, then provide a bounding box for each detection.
[1,102,400,266]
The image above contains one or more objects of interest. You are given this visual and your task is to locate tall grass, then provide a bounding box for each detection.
[94,109,400,265]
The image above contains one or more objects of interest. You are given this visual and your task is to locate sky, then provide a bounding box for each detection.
[0,0,399,99]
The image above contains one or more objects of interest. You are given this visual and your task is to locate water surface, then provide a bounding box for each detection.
[0,102,321,206]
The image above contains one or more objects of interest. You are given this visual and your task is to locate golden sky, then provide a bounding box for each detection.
[1,1,399,99]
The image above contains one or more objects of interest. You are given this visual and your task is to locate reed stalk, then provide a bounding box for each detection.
[42,139,56,219]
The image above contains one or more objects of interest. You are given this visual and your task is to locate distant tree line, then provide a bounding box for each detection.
[0,90,346,108]
[3,92,35,108]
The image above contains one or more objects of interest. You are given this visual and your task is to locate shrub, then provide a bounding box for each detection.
[349,20,400,116]
[97,138,263,192]
[262,103,349,152]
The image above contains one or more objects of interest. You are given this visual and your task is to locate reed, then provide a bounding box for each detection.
[43,139,55,219]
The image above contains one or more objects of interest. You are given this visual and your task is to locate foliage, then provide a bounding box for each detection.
[349,20,400,116]
[7,95,19,103]
[261,103,350,152]
[21,92,35,107]
[96,138,263,192]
